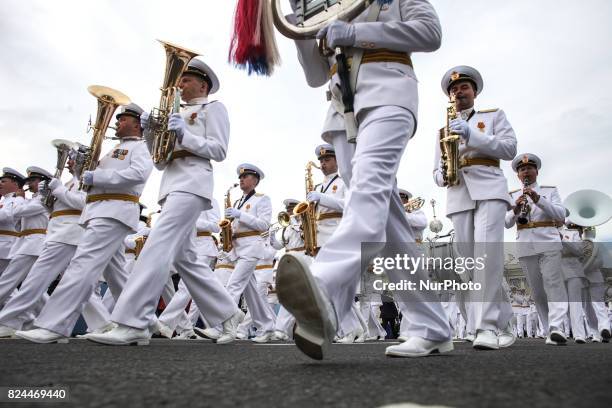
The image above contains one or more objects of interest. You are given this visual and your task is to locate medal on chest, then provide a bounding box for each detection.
[112,149,129,160]
[477,122,486,132]
[189,112,197,125]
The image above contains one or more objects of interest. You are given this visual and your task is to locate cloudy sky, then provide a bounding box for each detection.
[1,0,611,246]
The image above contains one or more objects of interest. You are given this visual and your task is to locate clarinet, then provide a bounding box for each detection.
[517,177,531,225]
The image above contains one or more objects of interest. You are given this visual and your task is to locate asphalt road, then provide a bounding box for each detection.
[0,338,610,408]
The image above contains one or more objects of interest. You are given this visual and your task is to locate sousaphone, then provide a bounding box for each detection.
[271,0,368,39]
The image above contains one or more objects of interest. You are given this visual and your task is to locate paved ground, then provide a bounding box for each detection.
[0,338,610,408]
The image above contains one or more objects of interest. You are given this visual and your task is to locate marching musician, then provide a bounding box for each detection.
[505,153,569,345]
[16,103,152,343]
[0,168,26,276]
[434,65,517,350]
[276,0,452,359]
[0,167,51,307]
[89,59,242,346]
[222,163,276,343]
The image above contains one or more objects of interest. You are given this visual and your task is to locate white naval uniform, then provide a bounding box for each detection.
[582,245,610,336]
[112,99,238,330]
[0,193,49,306]
[158,201,221,334]
[559,227,588,340]
[434,106,516,335]
[294,0,450,342]
[225,192,276,333]
[0,178,87,330]
[271,219,308,337]
[0,193,24,274]
[33,137,152,336]
[506,184,568,334]
[315,172,345,248]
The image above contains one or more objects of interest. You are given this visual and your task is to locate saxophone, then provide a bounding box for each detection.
[439,94,460,186]
[133,210,159,259]
[403,197,425,213]
[293,161,320,256]
[219,183,239,252]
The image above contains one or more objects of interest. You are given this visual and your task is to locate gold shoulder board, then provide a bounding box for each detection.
[478,108,499,113]
[255,193,264,197]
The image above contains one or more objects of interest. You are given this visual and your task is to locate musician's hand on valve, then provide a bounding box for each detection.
[306,191,322,203]
[82,171,94,186]
[316,20,355,49]
[168,113,186,143]
[449,118,471,142]
[48,178,62,190]
[225,208,241,219]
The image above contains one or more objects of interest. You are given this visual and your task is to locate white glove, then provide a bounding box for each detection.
[449,118,471,142]
[316,20,356,49]
[48,178,62,190]
[306,191,322,203]
[140,111,150,130]
[225,208,242,219]
[82,171,94,186]
[168,113,186,143]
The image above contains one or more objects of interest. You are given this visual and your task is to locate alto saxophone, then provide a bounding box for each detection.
[219,183,238,252]
[439,94,460,186]
[293,161,320,257]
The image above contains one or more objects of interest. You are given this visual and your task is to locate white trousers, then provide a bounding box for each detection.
[519,251,568,333]
[0,254,38,306]
[565,278,586,339]
[584,283,610,333]
[275,305,295,336]
[361,301,386,338]
[0,259,10,277]
[226,258,276,333]
[449,200,513,332]
[159,256,215,333]
[112,192,236,329]
[34,219,131,336]
[314,106,450,342]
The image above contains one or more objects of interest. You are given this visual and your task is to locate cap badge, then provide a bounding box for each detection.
[450,71,460,81]
[521,155,530,164]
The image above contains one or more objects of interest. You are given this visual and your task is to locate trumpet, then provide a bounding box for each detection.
[261,211,294,238]
[404,197,425,213]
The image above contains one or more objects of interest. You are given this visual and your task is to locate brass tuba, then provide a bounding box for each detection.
[150,40,200,164]
[42,139,76,208]
[79,85,131,191]
[219,183,239,252]
[439,94,460,186]
[293,161,320,256]
[271,0,368,40]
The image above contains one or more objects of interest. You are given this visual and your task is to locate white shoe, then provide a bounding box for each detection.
[251,332,274,343]
[217,310,245,345]
[154,320,174,339]
[464,333,475,342]
[87,324,150,346]
[236,332,248,340]
[276,254,337,360]
[0,325,16,338]
[473,330,499,350]
[194,327,221,340]
[272,330,289,341]
[592,336,602,343]
[15,328,69,344]
[397,335,409,343]
[76,322,117,339]
[575,337,586,344]
[337,328,364,344]
[498,324,516,349]
[385,337,453,358]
